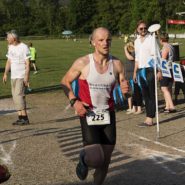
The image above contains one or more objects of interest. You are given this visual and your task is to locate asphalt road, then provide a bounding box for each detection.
[0,91,185,185]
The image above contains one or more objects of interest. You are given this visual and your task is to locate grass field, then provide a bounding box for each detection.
[0,37,185,98]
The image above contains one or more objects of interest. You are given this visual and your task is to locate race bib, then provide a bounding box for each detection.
[86,109,110,126]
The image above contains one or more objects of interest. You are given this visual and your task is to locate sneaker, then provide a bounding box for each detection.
[20,119,30,125]
[0,164,11,183]
[12,119,22,125]
[76,150,88,180]
[27,88,32,92]
[12,119,29,126]
[33,71,38,74]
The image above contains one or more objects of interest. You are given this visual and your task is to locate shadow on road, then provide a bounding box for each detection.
[0,120,185,185]
[53,126,185,185]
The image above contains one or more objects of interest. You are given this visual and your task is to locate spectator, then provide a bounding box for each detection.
[3,30,30,125]
[133,20,162,127]
[174,60,185,104]
[124,41,143,114]
[159,32,176,113]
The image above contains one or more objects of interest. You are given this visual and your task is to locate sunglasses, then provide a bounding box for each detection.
[139,27,147,31]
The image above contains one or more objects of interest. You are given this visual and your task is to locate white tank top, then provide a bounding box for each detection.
[86,54,116,110]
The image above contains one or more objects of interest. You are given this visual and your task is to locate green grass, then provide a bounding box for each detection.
[0,39,90,97]
[0,37,185,98]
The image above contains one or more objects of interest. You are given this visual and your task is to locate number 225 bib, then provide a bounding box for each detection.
[86,109,110,126]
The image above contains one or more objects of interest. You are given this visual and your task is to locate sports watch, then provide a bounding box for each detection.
[70,98,78,107]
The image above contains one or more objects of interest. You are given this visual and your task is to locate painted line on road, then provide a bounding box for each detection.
[128,132,185,154]
[0,141,16,166]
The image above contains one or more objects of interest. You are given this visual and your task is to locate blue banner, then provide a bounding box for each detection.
[136,68,147,90]
[148,57,161,69]
[129,79,134,92]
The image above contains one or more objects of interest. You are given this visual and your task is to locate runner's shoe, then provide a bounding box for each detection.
[76,150,88,180]
[0,164,11,183]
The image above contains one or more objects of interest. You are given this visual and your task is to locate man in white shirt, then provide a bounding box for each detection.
[3,30,30,125]
[133,20,162,126]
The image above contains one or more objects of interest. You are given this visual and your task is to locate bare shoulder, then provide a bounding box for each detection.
[62,54,90,83]
[112,56,121,63]
[111,56,123,72]
[73,55,90,69]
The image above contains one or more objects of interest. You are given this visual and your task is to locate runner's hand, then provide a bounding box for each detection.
[120,80,129,94]
[73,100,87,117]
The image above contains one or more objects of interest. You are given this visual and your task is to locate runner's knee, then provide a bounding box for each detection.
[85,145,104,167]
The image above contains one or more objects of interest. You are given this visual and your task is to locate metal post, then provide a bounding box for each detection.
[148,24,161,140]
[152,32,160,140]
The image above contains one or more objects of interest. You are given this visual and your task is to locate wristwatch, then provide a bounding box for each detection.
[70,98,78,107]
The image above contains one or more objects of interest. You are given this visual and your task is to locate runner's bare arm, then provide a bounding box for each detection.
[61,58,84,99]
[61,57,88,116]
[114,59,129,94]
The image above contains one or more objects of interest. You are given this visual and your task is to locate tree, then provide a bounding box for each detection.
[129,0,143,33]
[2,0,29,35]
[0,0,184,36]
[68,0,97,33]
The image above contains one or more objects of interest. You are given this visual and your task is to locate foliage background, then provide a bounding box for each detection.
[1,0,185,97]
[0,0,185,36]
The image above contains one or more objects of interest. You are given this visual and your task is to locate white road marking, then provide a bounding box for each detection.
[125,143,184,175]
[140,147,180,175]
[125,132,185,175]
[0,141,16,166]
[128,132,185,153]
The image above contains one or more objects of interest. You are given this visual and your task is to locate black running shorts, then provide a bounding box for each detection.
[80,111,116,146]
[160,69,173,87]
[160,76,173,87]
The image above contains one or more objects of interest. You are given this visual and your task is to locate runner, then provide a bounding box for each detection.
[61,27,128,185]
